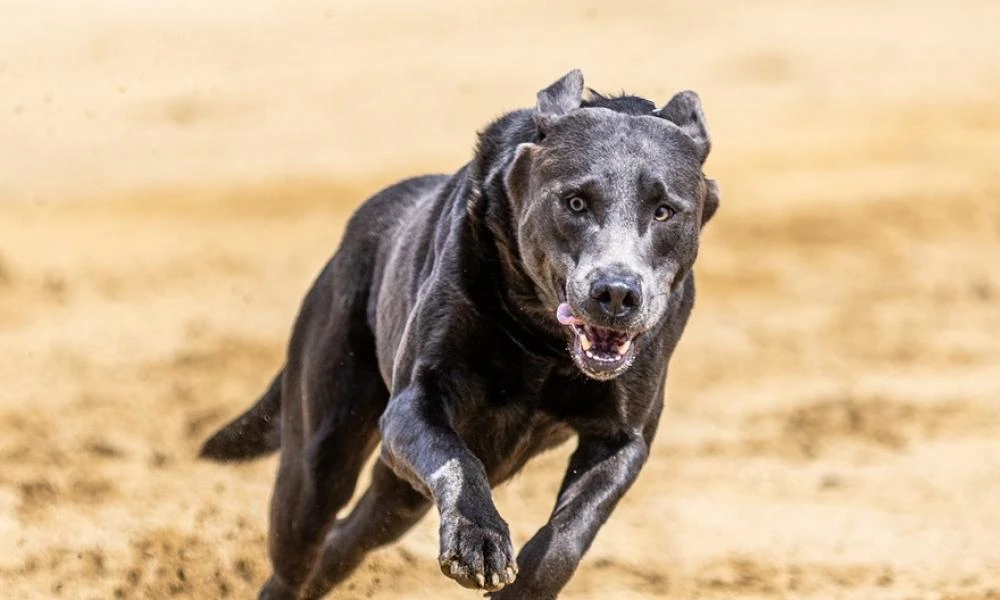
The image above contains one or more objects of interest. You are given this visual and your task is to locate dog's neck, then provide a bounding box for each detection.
[462,163,567,359]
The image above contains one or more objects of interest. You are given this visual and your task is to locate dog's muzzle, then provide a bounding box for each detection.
[557,303,638,380]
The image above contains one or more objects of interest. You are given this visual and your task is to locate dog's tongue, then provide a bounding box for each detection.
[557,302,584,326]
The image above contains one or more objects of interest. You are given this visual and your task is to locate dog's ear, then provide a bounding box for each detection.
[655,90,710,163]
[701,177,720,227]
[505,143,536,213]
[534,69,585,131]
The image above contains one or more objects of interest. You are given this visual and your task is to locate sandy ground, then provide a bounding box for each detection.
[2,1,1000,598]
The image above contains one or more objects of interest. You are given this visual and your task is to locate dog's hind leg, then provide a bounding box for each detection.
[299,459,431,599]
[258,370,387,599]
[258,293,390,600]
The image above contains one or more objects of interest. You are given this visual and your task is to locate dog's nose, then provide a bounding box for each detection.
[590,276,642,318]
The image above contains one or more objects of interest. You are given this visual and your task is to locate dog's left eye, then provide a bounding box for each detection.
[567,196,588,213]
[653,205,675,222]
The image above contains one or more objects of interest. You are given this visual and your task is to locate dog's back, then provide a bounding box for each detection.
[199,173,448,461]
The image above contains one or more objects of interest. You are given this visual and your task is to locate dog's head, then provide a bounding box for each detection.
[504,70,721,380]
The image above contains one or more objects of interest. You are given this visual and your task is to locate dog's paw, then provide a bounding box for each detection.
[438,509,518,592]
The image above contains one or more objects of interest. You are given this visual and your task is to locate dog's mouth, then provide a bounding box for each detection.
[556,303,637,380]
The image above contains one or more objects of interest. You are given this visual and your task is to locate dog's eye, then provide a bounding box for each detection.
[567,196,588,213]
[653,205,675,222]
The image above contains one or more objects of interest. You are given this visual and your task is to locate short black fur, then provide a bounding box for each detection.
[201,69,720,600]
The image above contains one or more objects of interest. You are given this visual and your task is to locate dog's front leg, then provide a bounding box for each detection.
[379,384,519,593]
[492,432,649,600]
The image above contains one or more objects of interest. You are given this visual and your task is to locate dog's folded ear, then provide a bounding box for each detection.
[702,177,720,227]
[534,69,585,131]
[505,143,536,212]
[655,91,711,163]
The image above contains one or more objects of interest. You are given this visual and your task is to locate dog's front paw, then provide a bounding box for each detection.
[438,508,518,592]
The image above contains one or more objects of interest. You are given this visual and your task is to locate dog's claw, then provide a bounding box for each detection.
[438,509,516,591]
[505,566,517,582]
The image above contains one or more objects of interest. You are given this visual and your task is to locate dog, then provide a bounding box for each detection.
[200,69,720,600]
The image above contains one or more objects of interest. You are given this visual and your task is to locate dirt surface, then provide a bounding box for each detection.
[2,1,999,598]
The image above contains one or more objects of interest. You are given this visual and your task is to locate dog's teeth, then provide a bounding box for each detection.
[579,333,592,351]
[616,339,632,355]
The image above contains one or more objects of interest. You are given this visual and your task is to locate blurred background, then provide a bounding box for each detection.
[2,1,999,598]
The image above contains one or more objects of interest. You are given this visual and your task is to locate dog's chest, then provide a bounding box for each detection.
[459,407,574,485]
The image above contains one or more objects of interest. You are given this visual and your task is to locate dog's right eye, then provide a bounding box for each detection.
[566,196,588,213]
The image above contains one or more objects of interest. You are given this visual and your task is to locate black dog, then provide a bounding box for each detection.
[201,70,720,600]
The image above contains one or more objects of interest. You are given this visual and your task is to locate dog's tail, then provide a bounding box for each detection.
[199,370,283,462]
